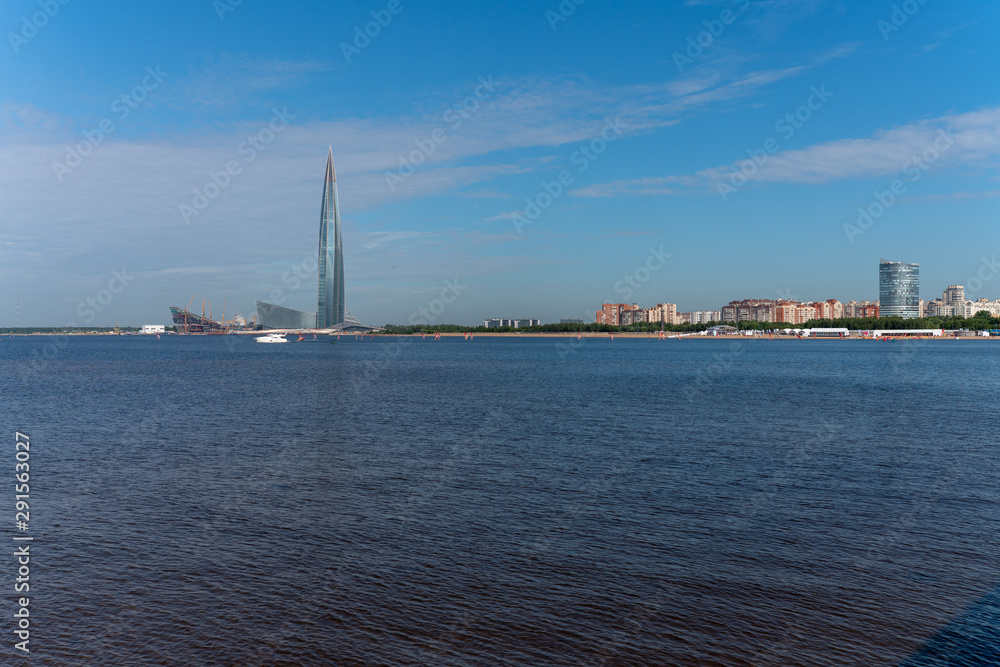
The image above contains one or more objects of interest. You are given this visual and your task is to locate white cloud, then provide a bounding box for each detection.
[573,105,1000,197]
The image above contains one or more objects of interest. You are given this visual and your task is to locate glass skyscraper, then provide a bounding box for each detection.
[254,149,375,332]
[879,259,920,318]
[317,147,345,328]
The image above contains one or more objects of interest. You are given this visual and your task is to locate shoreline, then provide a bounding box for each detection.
[4,332,995,340]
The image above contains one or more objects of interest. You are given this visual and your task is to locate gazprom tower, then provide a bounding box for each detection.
[317,147,345,328]
[255,149,372,331]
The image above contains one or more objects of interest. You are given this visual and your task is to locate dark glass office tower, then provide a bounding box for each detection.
[879,259,920,318]
[317,147,345,328]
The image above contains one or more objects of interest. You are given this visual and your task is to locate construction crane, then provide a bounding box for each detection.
[184,294,195,334]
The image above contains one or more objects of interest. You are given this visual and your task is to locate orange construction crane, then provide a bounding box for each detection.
[184,294,195,333]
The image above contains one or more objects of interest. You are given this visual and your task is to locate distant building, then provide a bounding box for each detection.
[647,303,678,325]
[682,310,720,324]
[140,325,165,334]
[597,303,633,325]
[879,259,920,318]
[966,299,1000,316]
[925,284,1000,318]
[721,299,779,323]
[484,318,539,328]
[944,285,965,305]
[858,302,880,318]
[560,318,584,324]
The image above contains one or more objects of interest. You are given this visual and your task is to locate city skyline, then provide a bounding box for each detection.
[2,1,999,326]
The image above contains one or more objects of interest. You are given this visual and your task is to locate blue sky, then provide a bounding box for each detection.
[2,0,998,326]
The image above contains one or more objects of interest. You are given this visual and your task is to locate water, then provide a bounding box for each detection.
[1,335,998,665]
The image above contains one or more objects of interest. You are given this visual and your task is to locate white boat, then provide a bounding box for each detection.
[255,333,288,343]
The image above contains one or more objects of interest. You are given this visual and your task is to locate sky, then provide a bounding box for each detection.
[1,0,999,327]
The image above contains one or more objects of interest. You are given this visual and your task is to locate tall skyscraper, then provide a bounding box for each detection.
[252,149,374,332]
[879,259,920,318]
[317,147,345,328]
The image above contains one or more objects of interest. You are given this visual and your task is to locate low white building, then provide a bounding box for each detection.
[140,324,166,334]
[871,329,943,337]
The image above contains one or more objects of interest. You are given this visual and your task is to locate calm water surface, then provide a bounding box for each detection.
[1,335,998,666]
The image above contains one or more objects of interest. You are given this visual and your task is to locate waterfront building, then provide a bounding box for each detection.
[597,303,632,325]
[140,325,166,334]
[879,259,920,318]
[257,302,318,329]
[647,303,678,325]
[678,311,720,324]
[722,299,779,323]
[774,302,798,324]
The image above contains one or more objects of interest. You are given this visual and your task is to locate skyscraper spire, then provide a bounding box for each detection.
[317,149,345,327]
[325,146,336,182]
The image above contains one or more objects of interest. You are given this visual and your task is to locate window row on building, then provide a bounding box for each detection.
[484,318,540,328]
[596,303,683,326]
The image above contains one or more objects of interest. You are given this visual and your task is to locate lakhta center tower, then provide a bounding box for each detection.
[317,147,345,328]
[254,149,374,332]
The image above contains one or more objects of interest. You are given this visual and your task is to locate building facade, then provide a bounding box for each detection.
[597,303,633,325]
[484,318,540,328]
[257,301,318,329]
[879,259,920,318]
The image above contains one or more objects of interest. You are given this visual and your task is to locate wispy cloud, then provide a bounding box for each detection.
[573,105,1000,197]
[168,54,335,109]
[482,211,520,222]
[363,231,436,249]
